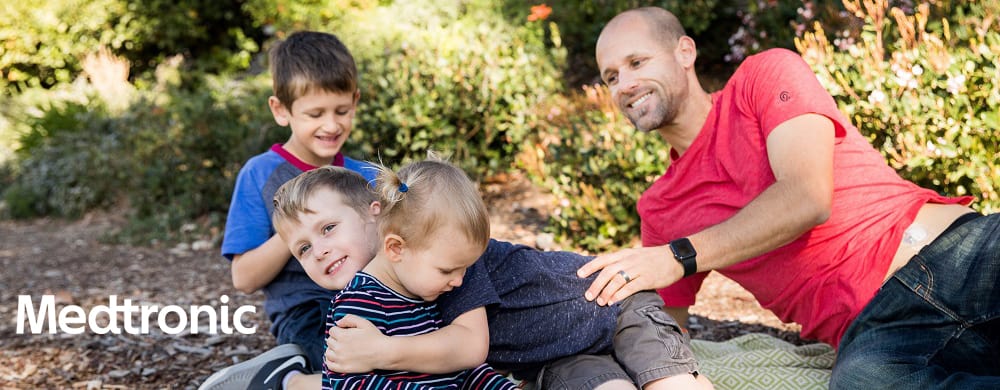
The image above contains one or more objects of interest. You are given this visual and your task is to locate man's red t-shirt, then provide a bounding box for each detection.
[639,48,970,347]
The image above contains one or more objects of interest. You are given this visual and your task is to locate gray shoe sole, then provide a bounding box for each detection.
[198,344,307,390]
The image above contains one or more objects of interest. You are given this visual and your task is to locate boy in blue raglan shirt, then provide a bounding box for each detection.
[220,30,376,375]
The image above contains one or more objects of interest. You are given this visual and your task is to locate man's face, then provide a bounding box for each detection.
[596,17,688,132]
[279,188,378,290]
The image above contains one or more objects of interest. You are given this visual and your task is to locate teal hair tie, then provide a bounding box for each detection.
[398,183,408,193]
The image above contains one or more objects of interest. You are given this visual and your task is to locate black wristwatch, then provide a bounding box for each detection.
[669,238,698,277]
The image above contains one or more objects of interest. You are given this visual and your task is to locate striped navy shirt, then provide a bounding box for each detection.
[323,272,515,390]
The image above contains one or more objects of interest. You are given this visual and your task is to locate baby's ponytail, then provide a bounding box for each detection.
[373,162,408,215]
[368,152,488,248]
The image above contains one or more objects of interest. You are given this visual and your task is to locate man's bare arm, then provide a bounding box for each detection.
[580,113,835,304]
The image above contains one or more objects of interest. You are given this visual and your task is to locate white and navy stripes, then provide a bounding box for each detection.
[323,272,515,390]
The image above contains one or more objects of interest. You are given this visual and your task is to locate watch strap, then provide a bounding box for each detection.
[677,255,697,277]
[669,238,698,277]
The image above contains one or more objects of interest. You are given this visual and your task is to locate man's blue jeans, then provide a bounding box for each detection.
[832,213,1000,389]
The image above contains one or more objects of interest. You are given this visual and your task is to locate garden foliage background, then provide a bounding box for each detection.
[1,0,996,252]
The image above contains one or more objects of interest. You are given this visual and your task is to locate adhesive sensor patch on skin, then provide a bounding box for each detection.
[902,223,929,247]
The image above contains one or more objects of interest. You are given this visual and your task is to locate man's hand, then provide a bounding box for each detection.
[325,314,388,373]
[577,246,681,305]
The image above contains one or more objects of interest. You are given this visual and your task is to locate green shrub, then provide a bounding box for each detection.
[498,0,750,86]
[115,0,265,78]
[0,0,265,95]
[2,74,287,242]
[0,0,122,92]
[241,0,380,34]
[338,0,566,177]
[796,0,1000,213]
[520,86,668,252]
[108,76,284,243]
[119,77,277,217]
[3,100,124,218]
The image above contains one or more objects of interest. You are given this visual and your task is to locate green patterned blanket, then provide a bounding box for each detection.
[691,333,835,390]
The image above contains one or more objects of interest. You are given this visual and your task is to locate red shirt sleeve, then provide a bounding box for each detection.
[657,272,709,307]
[739,48,849,140]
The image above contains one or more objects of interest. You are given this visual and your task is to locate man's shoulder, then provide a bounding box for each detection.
[735,48,808,77]
[746,48,802,63]
[721,48,813,99]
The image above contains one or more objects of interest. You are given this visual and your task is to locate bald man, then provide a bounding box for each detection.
[578,6,999,389]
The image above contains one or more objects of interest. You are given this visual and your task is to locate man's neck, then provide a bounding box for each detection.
[658,87,712,157]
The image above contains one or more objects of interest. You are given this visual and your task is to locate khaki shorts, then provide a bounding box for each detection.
[534,291,699,389]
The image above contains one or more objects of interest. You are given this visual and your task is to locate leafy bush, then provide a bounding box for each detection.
[498,0,749,86]
[0,0,265,95]
[241,0,380,34]
[520,86,668,251]
[119,77,278,217]
[3,100,124,218]
[338,0,566,177]
[0,0,122,92]
[796,0,1000,212]
[2,74,287,243]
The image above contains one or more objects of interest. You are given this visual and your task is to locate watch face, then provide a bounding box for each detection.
[672,238,696,259]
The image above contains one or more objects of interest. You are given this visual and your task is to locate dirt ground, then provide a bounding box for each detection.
[0,173,807,389]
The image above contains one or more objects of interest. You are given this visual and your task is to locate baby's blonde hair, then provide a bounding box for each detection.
[372,154,489,250]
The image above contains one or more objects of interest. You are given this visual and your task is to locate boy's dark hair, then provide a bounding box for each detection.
[268,31,358,109]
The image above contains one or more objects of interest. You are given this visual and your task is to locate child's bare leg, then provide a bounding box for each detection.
[286,373,321,390]
[594,379,638,390]
[697,374,715,389]
[642,373,714,390]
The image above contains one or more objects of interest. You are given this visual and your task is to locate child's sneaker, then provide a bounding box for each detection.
[198,343,310,390]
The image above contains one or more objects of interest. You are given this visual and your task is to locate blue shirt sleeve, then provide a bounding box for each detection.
[343,156,379,185]
[221,158,274,260]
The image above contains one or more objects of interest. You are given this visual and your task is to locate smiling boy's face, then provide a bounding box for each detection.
[277,187,378,290]
[268,89,360,168]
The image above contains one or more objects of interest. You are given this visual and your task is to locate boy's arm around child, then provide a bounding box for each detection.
[326,308,490,374]
[326,256,499,374]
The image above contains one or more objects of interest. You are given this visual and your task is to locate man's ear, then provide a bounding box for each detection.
[268,96,290,126]
[368,201,382,219]
[353,89,361,105]
[674,36,698,69]
[383,233,405,263]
